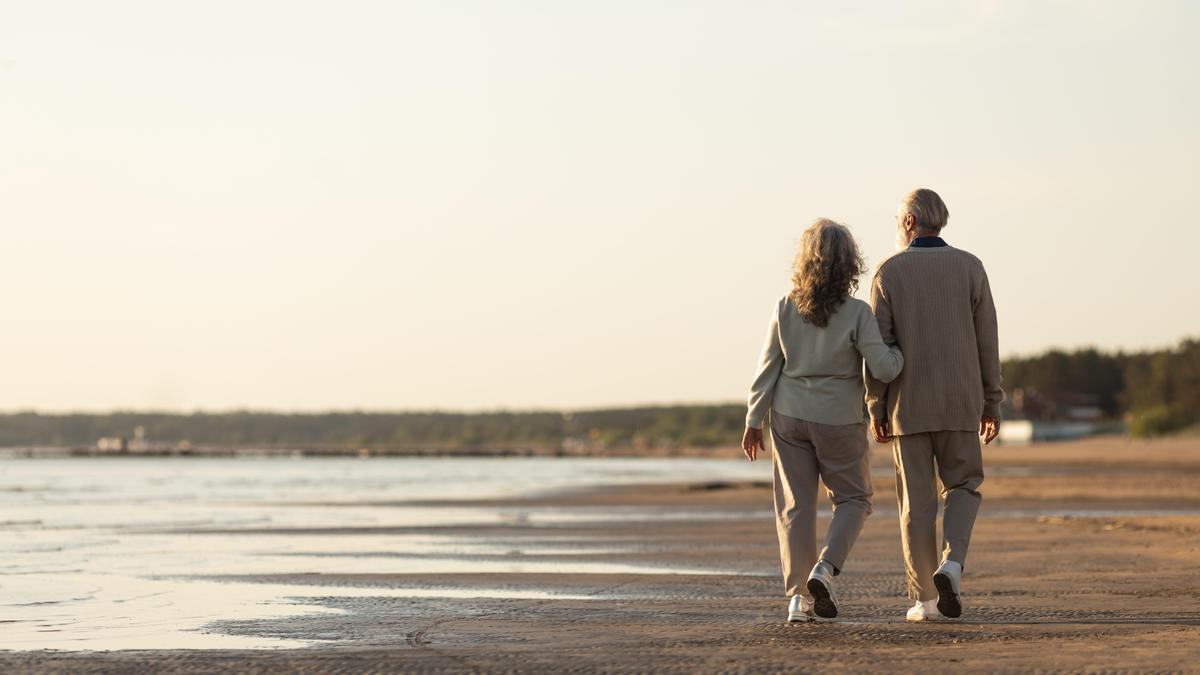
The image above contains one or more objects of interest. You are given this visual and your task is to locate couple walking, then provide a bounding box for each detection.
[742,188,1003,623]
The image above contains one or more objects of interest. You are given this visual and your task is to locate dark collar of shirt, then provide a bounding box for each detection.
[909,236,948,248]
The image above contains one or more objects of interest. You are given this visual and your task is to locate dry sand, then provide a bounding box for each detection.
[3,436,1199,673]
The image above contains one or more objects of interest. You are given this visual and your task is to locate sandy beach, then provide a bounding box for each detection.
[2,436,1199,673]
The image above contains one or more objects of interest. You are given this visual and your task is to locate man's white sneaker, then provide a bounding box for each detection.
[906,599,942,622]
[805,561,839,619]
[787,594,815,623]
[933,560,963,618]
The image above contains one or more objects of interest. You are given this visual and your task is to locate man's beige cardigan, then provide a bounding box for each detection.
[865,244,1004,435]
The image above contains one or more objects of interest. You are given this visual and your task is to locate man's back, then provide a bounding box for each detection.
[866,243,1003,435]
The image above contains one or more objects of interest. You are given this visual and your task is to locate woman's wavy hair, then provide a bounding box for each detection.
[789,219,867,327]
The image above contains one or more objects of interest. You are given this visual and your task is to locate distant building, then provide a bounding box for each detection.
[1000,387,1111,443]
[97,426,149,453]
[1007,387,1106,422]
[998,420,1099,444]
[96,436,127,452]
[129,425,148,452]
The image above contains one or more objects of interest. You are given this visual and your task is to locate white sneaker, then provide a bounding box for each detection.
[906,599,942,622]
[805,561,839,619]
[788,594,815,623]
[933,560,963,618]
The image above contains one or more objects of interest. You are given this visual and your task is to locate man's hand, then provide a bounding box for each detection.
[742,427,763,461]
[871,418,893,444]
[979,415,1000,445]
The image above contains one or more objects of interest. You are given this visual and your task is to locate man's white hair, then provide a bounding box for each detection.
[899,188,949,233]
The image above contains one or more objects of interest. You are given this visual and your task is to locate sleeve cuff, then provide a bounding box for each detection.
[982,402,1001,419]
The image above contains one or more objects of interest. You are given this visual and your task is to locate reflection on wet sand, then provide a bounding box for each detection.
[0,457,772,650]
[3,573,600,650]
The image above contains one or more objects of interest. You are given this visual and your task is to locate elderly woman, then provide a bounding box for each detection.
[742,218,903,622]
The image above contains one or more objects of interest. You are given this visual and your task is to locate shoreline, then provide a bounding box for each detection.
[2,436,1198,672]
[0,445,745,459]
[2,427,1190,458]
[3,432,1194,460]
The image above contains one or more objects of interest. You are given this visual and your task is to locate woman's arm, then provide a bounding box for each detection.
[855,298,904,384]
[745,300,785,431]
[864,276,898,442]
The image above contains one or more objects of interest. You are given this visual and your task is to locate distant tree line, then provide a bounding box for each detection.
[0,406,747,453]
[0,338,1193,450]
[1002,337,1199,437]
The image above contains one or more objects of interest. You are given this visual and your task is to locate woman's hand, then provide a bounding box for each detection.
[742,427,763,461]
[871,418,893,444]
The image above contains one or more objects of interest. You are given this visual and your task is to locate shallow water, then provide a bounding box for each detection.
[0,456,771,650]
[7,456,1194,651]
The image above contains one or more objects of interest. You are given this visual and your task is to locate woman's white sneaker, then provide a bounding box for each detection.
[788,594,816,623]
[906,599,943,622]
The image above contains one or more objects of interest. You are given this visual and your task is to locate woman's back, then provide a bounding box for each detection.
[778,296,875,382]
[746,295,902,428]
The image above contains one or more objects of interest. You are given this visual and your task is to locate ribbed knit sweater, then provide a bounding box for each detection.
[865,244,1004,435]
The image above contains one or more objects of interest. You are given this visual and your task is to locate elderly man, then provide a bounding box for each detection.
[866,188,1003,622]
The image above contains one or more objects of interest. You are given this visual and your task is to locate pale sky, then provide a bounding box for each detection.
[1,1,1197,411]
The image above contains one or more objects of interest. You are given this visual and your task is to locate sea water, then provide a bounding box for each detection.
[0,456,771,650]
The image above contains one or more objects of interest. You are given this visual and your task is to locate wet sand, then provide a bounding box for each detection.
[3,436,1199,673]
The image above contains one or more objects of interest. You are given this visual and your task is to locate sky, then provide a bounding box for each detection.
[1,0,1197,412]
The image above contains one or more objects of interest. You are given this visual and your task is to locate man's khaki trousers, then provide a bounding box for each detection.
[769,412,873,598]
[893,430,984,601]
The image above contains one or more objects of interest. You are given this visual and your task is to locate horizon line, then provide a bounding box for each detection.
[0,401,747,417]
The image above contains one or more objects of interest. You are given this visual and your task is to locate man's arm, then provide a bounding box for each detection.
[865,274,895,441]
[974,267,1004,443]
